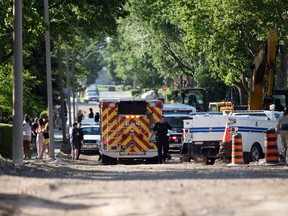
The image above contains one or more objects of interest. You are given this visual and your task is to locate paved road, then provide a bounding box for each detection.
[74,90,132,119]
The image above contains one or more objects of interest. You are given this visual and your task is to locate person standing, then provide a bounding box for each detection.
[88,108,94,118]
[31,118,38,150]
[76,122,84,160]
[23,116,32,159]
[36,119,45,158]
[277,106,288,165]
[274,99,284,112]
[149,116,172,164]
[95,112,100,123]
[40,120,49,159]
[77,110,84,123]
[70,122,79,160]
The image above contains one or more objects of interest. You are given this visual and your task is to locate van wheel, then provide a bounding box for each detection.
[250,143,262,162]
[146,156,158,164]
[182,154,190,162]
[206,158,215,165]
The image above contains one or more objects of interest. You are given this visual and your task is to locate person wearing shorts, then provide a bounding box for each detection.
[40,121,49,159]
[70,122,79,160]
[23,116,32,159]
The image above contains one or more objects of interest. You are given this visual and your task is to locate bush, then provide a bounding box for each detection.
[97,85,109,91]
[116,85,124,91]
[0,123,13,159]
[131,89,141,96]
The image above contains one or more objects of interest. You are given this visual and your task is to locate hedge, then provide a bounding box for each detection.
[0,123,13,159]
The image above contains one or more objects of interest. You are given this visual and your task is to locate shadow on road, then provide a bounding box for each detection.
[1,152,288,181]
[0,193,100,215]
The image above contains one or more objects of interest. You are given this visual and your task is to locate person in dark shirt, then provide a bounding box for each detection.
[88,108,94,118]
[95,112,100,123]
[274,98,284,112]
[150,116,172,164]
[77,110,84,123]
[76,122,84,160]
[70,122,79,160]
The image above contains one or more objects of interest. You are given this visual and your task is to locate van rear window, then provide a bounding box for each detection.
[118,101,147,115]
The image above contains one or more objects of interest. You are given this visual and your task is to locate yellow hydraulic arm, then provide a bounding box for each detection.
[248,29,277,110]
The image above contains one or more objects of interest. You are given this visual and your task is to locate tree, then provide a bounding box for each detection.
[0,0,128,116]
[120,0,288,104]
[103,17,164,89]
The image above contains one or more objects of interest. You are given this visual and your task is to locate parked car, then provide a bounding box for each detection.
[81,118,97,125]
[164,114,190,153]
[84,92,100,103]
[81,125,101,153]
[85,85,99,95]
[108,86,116,91]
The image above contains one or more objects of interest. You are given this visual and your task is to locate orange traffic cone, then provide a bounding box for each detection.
[228,133,246,166]
[222,123,231,143]
[219,123,232,158]
[264,128,279,165]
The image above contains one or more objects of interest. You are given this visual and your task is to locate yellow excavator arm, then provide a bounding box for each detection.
[248,29,278,110]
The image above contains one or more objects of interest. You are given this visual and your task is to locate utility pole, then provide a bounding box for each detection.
[72,49,76,123]
[12,0,23,165]
[66,49,72,127]
[44,0,55,159]
[57,35,67,143]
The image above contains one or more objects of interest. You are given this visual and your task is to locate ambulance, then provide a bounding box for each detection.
[100,98,163,164]
[181,111,283,164]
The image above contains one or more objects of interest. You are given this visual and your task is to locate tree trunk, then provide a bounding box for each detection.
[234,84,248,105]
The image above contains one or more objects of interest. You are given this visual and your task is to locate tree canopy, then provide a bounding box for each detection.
[104,0,288,103]
[1,0,288,117]
[0,0,127,116]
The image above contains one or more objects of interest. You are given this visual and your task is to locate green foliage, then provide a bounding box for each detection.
[131,89,141,96]
[0,0,127,116]
[194,67,229,102]
[124,85,132,91]
[0,64,45,116]
[103,16,165,89]
[107,0,288,105]
[0,123,13,159]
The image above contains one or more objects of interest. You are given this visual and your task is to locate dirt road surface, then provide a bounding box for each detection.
[1,149,288,216]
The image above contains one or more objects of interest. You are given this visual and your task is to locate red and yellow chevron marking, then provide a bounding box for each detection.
[117,117,156,152]
[147,101,163,125]
[101,100,163,153]
[101,102,118,146]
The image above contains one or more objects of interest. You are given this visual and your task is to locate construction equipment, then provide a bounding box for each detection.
[249,29,288,110]
[209,102,234,112]
[179,88,209,112]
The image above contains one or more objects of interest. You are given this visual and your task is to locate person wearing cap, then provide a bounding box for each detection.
[277,106,288,165]
[149,116,172,164]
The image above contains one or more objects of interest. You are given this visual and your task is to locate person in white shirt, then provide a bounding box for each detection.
[23,116,32,159]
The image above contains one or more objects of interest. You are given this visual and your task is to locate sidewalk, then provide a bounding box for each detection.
[53,127,71,154]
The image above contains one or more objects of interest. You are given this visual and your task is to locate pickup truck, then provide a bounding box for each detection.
[180,111,283,164]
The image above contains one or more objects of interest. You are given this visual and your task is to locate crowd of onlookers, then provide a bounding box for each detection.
[15,106,100,160]
[22,114,50,160]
